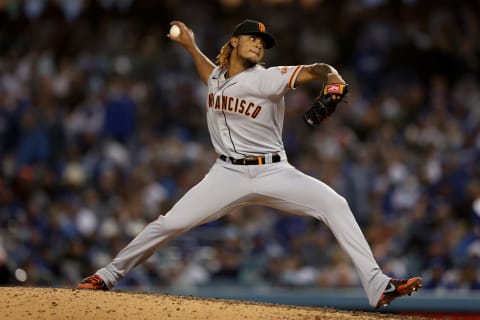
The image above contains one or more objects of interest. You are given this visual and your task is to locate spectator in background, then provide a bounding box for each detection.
[15,109,50,167]
[102,77,136,144]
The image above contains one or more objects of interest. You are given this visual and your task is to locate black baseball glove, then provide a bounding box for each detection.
[303,83,349,127]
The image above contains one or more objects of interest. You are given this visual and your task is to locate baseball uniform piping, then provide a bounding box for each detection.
[219,81,247,157]
[288,65,303,89]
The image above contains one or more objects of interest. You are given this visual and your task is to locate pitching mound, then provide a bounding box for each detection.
[0,287,421,319]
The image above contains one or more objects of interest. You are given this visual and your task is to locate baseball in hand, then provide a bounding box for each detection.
[169,25,181,37]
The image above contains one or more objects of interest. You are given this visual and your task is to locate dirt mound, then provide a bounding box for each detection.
[0,287,421,319]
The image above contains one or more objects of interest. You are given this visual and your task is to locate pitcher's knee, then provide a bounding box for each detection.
[326,194,351,214]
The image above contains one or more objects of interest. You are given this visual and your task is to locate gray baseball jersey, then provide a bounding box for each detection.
[94,64,390,307]
[207,64,301,158]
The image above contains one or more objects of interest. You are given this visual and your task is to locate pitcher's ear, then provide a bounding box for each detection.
[230,37,238,48]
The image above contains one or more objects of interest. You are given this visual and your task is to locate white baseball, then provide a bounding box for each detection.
[169,25,181,38]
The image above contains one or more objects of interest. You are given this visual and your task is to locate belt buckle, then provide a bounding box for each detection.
[242,158,247,165]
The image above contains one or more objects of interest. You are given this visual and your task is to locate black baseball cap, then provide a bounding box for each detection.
[232,19,276,49]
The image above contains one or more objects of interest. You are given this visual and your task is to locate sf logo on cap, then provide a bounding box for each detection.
[258,22,266,32]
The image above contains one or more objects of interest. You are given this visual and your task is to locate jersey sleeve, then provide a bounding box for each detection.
[258,65,304,97]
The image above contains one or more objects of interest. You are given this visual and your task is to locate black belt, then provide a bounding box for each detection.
[219,154,281,165]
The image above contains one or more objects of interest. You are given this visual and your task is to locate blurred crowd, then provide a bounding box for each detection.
[1,0,480,294]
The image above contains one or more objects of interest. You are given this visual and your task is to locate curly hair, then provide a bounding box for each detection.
[215,39,232,68]
[215,37,266,69]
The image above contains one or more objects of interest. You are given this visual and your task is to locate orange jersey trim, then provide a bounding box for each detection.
[288,65,302,89]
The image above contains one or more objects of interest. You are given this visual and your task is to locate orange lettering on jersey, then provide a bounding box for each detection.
[245,103,254,116]
[222,96,228,110]
[278,66,288,74]
[251,106,262,119]
[238,100,246,113]
[234,98,239,112]
[208,93,214,108]
[209,94,262,119]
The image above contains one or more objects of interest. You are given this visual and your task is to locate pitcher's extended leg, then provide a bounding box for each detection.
[253,163,390,307]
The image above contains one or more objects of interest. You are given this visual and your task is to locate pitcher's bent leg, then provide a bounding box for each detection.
[96,213,190,288]
[97,163,250,288]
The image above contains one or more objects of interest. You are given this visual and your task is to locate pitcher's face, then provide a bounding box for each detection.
[232,35,265,66]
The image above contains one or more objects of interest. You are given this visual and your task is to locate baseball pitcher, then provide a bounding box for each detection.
[78,19,422,309]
